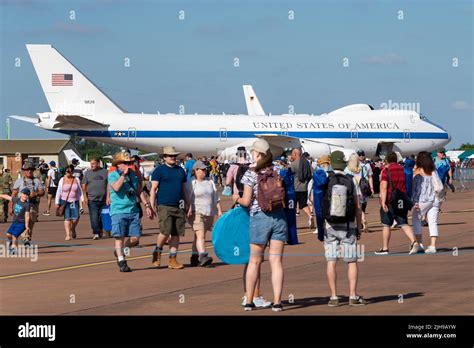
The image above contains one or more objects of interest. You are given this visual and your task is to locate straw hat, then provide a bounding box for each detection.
[112,152,132,166]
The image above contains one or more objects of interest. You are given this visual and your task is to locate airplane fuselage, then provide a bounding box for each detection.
[48,110,450,158]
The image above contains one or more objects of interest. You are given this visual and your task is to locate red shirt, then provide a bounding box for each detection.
[381,163,406,201]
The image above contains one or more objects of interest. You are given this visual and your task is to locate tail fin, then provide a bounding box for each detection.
[243,85,265,116]
[63,149,90,168]
[26,44,124,116]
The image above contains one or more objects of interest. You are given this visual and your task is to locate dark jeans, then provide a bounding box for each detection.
[88,200,105,234]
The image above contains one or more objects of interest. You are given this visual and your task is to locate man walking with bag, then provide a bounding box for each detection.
[375,152,419,255]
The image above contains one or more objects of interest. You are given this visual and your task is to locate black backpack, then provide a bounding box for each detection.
[52,168,61,186]
[359,165,372,197]
[322,172,356,224]
[386,167,413,216]
[235,163,250,198]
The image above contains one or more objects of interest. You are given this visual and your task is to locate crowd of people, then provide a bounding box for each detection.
[0,144,458,311]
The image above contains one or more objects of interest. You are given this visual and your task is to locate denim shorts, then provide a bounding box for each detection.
[60,199,80,221]
[249,209,288,245]
[111,212,141,238]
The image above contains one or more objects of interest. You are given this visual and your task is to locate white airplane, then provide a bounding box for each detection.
[63,149,91,169]
[10,44,450,162]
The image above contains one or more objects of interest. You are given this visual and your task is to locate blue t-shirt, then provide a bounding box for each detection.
[184,159,196,181]
[108,170,139,216]
[434,157,450,184]
[151,164,186,206]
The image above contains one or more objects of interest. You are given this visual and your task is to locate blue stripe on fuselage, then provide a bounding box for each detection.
[56,130,449,139]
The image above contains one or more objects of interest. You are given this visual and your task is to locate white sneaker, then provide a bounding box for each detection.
[424,246,437,254]
[241,296,247,306]
[92,234,99,240]
[253,296,272,308]
[418,243,425,252]
[313,228,318,234]
[409,242,420,255]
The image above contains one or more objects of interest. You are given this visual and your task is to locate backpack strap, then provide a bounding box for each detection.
[385,165,394,204]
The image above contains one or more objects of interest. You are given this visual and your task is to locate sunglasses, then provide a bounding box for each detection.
[165,155,177,158]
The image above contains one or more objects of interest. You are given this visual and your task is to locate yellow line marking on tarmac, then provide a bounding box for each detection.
[0,210,464,281]
[0,229,319,281]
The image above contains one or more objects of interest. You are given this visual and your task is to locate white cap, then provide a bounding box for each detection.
[250,138,270,154]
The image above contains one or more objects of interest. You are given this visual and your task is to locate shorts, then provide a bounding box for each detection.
[249,209,288,245]
[380,206,408,227]
[189,213,214,231]
[7,222,26,238]
[296,191,308,209]
[111,212,141,238]
[324,226,358,263]
[60,199,80,221]
[157,205,185,237]
[48,187,58,196]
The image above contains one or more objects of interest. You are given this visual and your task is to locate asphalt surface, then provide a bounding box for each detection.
[0,186,473,315]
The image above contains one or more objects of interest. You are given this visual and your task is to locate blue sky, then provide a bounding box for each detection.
[1,0,472,148]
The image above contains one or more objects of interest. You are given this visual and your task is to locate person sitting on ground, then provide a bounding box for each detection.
[0,188,31,254]
[186,160,222,267]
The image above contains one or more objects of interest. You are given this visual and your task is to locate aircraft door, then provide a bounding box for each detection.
[128,128,137,143]
[403,129,410,143]
[219,128,227,142]
[351,128,358,142]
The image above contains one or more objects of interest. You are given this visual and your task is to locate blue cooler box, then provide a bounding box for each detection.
[101,204,112,232]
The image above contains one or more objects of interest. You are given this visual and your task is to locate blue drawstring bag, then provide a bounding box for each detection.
[280,168,298,245]
[313,168,328,241]
[212,205,250,264]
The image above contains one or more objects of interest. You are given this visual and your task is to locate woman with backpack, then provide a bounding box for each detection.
[186,160,222,267]
[233,139,288,312]
[344,153,369,233]
[412,152,444,253]
[55,164,84,240]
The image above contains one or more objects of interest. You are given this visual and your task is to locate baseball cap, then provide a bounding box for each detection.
[437,148,446,154]
[250,138,270,154]
[192,160,207,170]
[330,151,346,170]
[21,188,31,195]
[49,161,56,167]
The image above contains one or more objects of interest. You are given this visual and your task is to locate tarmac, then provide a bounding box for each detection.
[0,185,473,315]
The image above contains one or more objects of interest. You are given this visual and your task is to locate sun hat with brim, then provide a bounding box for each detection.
[192,160,207,171]
[163,146,180,156]
[318,155,331,165]
[330,151,346,170]
[112,152,132,166]
[21,161,35,170]
[250,138,270,154]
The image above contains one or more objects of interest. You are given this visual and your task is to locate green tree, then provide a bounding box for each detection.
[457,143,474,151]
[71,138,122,160]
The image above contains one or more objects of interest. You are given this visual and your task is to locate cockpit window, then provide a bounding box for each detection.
[420,113,427,120]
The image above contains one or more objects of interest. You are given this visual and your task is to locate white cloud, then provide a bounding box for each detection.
[452,100,472,111]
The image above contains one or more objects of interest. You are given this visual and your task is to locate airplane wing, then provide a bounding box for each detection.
[8,115,39,124]
[52,115,109,129]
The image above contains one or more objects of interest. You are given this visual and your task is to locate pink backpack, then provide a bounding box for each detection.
[256,169,285,212]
